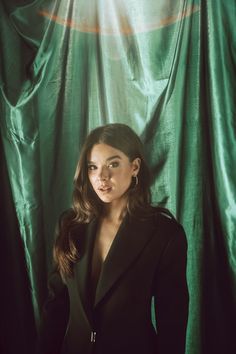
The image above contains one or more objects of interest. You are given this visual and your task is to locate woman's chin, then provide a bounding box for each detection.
[99,195,113,203]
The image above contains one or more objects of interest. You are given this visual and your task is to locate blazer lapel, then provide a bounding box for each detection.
[94,213,156,308]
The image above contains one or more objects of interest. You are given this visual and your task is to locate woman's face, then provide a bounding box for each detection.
[87,143,140,205]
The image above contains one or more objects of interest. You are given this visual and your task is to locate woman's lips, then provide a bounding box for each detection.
[98,186,112,193]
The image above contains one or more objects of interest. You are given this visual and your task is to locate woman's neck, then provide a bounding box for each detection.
[102,198,128,224]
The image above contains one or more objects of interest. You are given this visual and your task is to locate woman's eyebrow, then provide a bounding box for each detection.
[106,155,121,162]
[87,155,121,165]
[87,155,121,164]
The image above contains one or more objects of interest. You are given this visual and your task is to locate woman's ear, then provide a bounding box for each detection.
[132,158,141,176]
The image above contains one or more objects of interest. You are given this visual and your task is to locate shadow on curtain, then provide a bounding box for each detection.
[0,0,235,353]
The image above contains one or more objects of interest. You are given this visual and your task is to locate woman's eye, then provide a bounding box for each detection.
[108,161,119,168]
[88,165,97,171]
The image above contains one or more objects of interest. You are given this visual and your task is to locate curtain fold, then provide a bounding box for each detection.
[0,0,235,353]
[0,134,36,354]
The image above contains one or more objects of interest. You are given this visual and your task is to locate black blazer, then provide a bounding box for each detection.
[37,208,189,354]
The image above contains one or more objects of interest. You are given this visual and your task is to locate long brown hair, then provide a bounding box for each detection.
[54,123,153,278]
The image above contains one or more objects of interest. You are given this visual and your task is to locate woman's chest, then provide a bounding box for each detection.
[90,220,121,301]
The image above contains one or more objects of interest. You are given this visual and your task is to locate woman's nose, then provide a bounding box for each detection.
[98,166,109,180]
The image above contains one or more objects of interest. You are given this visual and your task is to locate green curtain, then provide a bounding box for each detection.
[0,0,235,353]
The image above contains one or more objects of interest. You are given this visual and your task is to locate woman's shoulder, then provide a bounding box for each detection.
[58,208,75,221]
[57,208,75,229]
[149,205,185,234]
[57,208,87,234]
[144,207,187,256]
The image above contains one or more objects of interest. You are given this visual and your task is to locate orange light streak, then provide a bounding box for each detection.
[38,4,200,35]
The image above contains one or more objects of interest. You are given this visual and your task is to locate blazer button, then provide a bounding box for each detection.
[90,331,97,343]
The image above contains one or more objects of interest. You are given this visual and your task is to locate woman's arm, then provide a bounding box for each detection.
[35,269,69,354]
[153,224,189,354]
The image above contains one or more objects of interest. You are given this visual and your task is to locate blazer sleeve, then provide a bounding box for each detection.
[153,223,189,354]
[35,210,75,354]
[35,268,69,354]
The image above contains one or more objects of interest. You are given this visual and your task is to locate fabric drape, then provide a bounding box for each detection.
[0,0,235,353]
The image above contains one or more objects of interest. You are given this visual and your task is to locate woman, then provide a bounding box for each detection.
[37,123,189,354]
